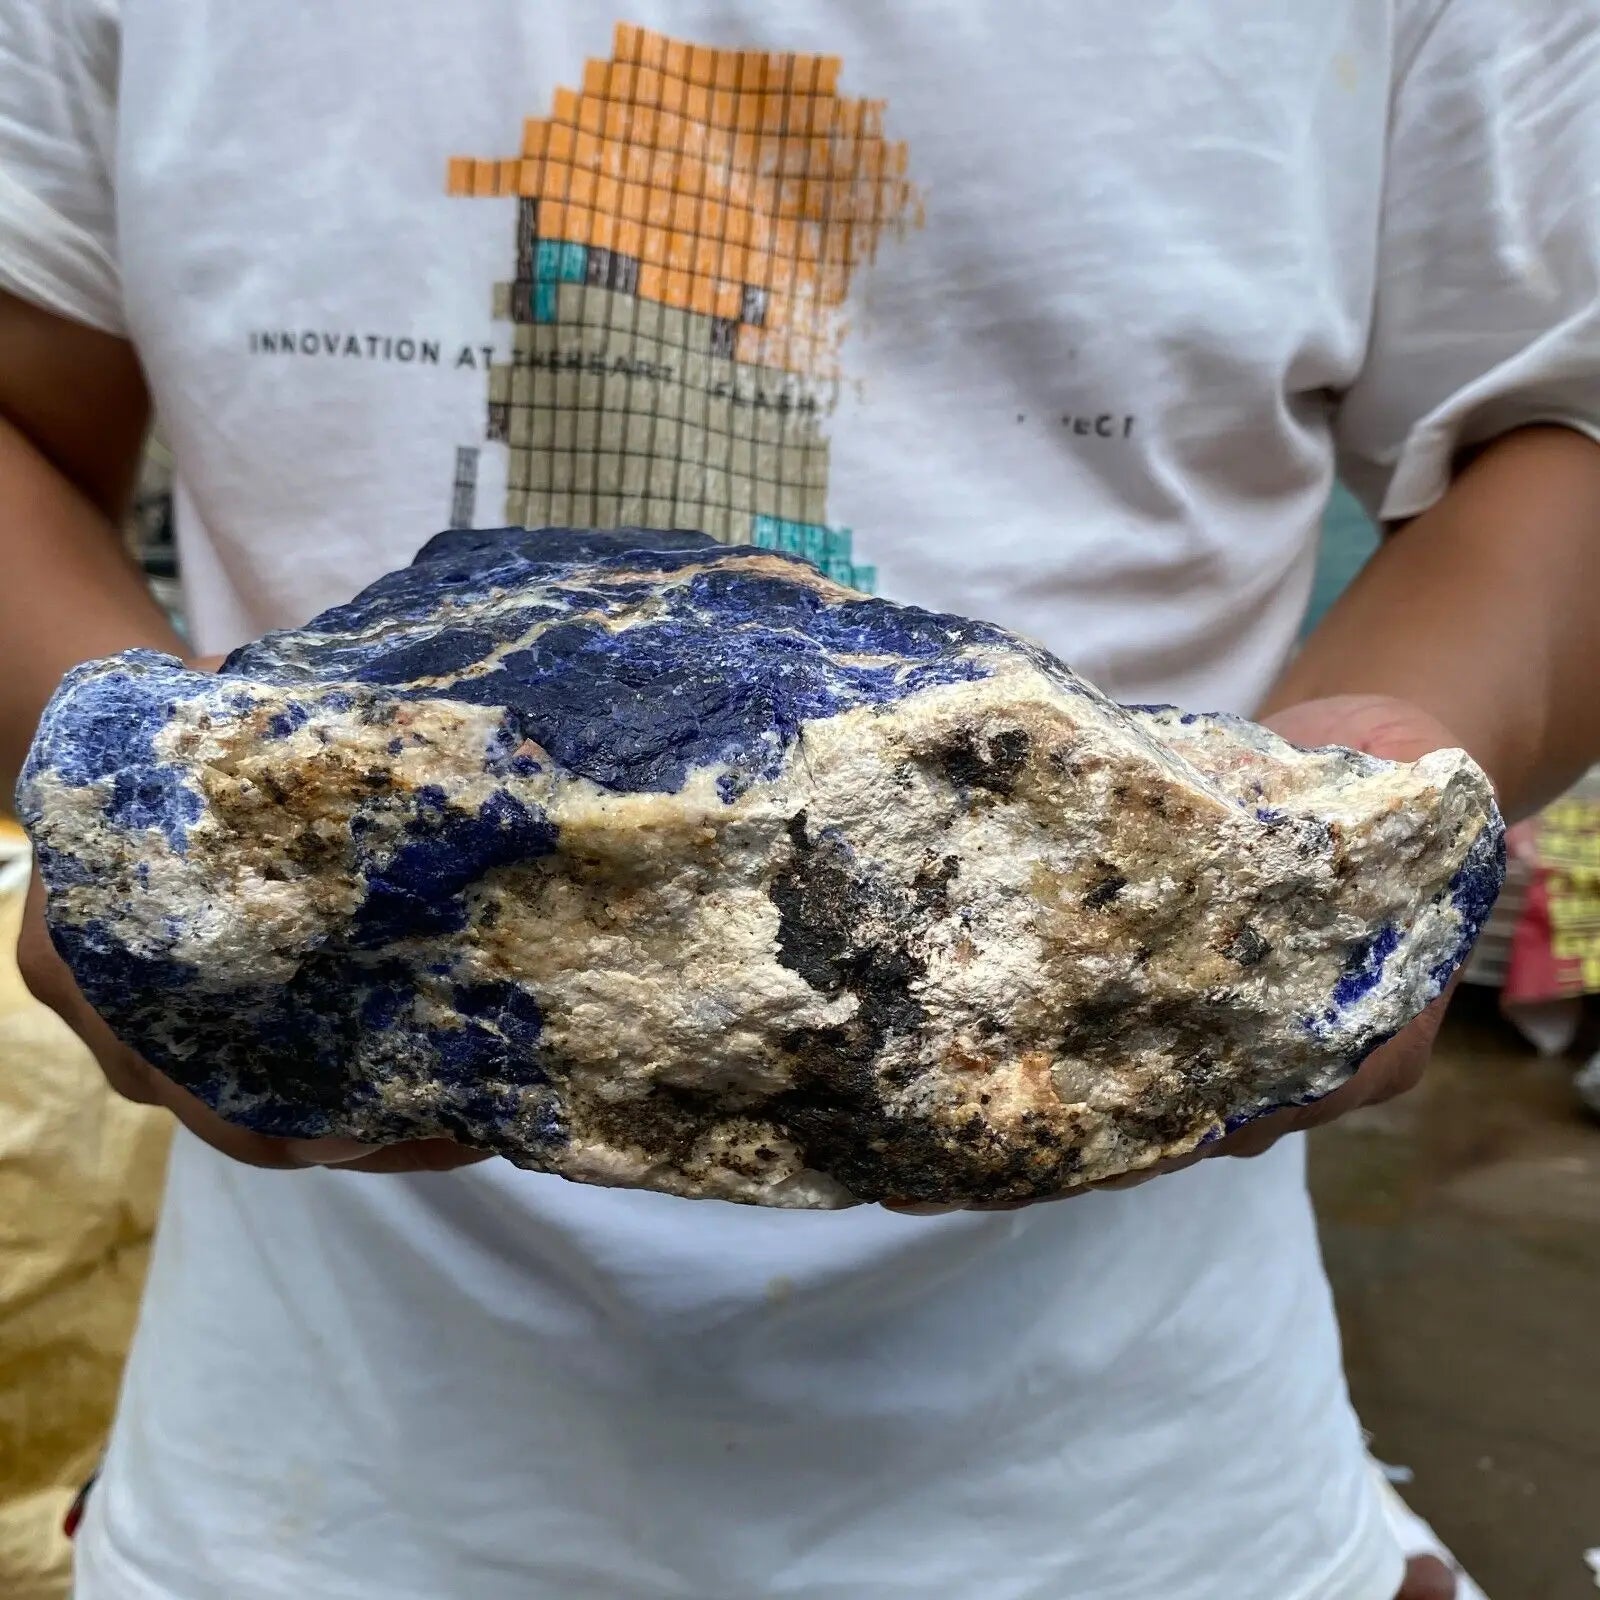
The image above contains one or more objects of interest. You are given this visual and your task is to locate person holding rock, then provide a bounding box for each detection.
[3,5,1598,1598]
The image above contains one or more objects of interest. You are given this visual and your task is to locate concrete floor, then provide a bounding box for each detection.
[1311,988,1600,1600]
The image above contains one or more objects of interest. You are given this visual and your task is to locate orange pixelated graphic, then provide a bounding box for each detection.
[443,23,915,576]
[447,21,920,375]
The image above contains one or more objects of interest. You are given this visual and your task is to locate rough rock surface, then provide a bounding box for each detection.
[19,528,1504,1207]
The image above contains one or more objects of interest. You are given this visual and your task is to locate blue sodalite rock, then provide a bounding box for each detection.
[18,528,1504,1206]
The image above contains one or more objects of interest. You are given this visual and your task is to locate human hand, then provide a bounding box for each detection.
[892,694,1478,1213]
[1398,1553,1457,1599]
[1187,693,1470,1162]
[16,653,490,1175]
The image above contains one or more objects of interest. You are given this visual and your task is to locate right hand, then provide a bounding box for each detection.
[18,866,491,1174]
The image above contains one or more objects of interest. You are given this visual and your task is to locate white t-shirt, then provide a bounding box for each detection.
[4,3,1599,1596]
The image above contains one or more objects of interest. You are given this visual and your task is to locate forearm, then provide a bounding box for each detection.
[1265,426,1600,819]
[0,415,182,792]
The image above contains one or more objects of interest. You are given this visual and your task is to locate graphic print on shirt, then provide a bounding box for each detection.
[446,21,921,590]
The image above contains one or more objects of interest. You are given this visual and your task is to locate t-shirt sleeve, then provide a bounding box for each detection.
[0,0,124,334]
[1335,0,1600,524]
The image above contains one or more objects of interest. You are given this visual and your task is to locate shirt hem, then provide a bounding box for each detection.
[72,1477,1409,1600]
[1379,413,1600,525]
[0,167,125,335]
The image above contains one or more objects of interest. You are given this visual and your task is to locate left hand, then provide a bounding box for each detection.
[899,694,1478,1213]
[1188,693,1470,1161]
[21,652,492,1176]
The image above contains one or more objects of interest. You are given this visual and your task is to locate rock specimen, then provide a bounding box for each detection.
[19,528,1504,1207]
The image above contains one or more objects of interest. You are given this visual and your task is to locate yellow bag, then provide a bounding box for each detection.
[0,824,170,1600]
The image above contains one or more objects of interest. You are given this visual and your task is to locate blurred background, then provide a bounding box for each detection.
[3,466,1598,1598]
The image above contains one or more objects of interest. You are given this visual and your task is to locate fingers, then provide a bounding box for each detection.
[1397,1554,1457,1600]
[1259,696,1463,767]
[1202,979,1457,1162]
[17,867,77,1015]
[131,1064,491,1173]
[19,870,164,1103]
[105,1052,492,1173]
[1204,1107,1301,1160]
[143,1076,344,1169]
[319,1140,495,1175]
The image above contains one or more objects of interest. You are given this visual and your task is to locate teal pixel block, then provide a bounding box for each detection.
[749,517,868,590]
[559,242,587,282]
[532,281,558,323]
[534,239,588,284]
